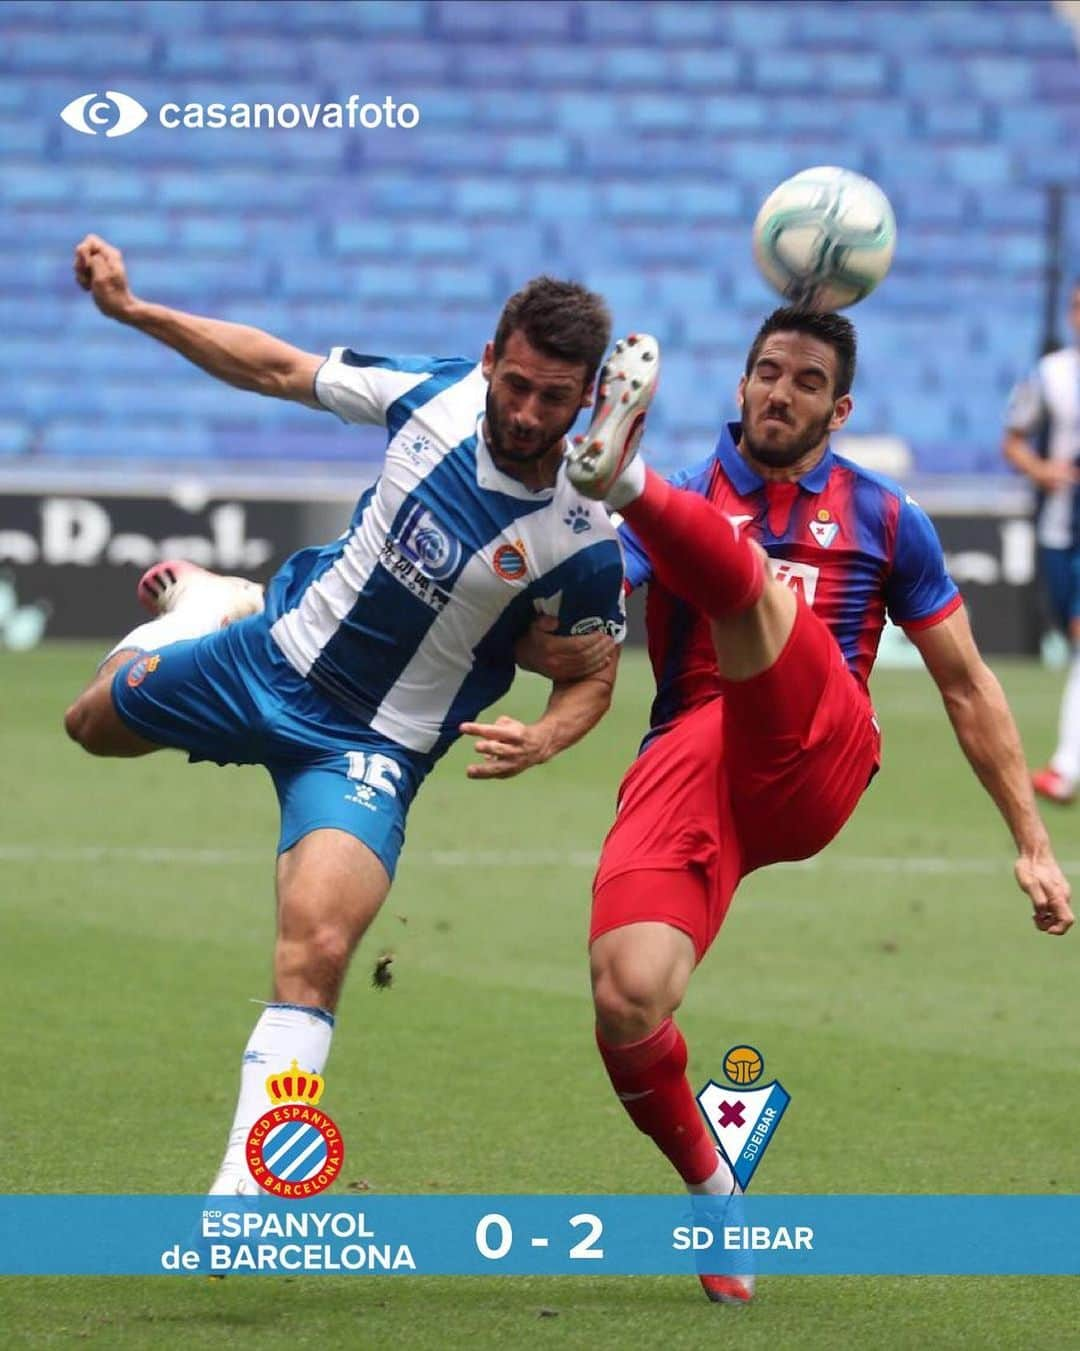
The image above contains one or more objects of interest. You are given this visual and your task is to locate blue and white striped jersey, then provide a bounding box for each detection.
[266,350,626,758]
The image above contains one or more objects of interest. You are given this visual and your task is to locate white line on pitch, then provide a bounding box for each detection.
[1,844,1077,875]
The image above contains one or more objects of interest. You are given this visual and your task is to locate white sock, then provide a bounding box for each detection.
[103,610,221,665]
[687,1149,738,1197]
[1050,653,1080,786]
[209,1002,335,1195]
[605,454,647,510]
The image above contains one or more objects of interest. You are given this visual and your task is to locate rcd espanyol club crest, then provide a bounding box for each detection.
[245,1061,344,1198]
[696,1045,790,1190]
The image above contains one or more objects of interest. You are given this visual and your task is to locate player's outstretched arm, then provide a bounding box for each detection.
[460,653,618,780]
[73,234,323,406]
[909,607,1073,935]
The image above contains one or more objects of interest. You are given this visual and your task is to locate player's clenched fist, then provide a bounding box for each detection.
[73,234,137,321]
[1015,853,1074,936]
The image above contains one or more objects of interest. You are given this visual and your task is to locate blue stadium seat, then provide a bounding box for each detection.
[0,420,31,457]
[652,3,726,43]
[40,421,212,459]
[820,53,888,94]
[454,178,525,217]
[8,32,153,71]
[600,47,673,88]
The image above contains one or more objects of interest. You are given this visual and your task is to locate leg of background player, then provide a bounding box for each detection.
[1046,621,1080,795]
[209,828,390,1194]
[617,467,798,681]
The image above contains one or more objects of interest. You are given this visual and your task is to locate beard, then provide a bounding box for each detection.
[740,404,835,469]
[485,388,573,465]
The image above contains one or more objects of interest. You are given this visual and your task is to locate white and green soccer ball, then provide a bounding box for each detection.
[752,167,897,311]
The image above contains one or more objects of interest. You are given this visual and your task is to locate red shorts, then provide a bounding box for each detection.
[591,599,881,960]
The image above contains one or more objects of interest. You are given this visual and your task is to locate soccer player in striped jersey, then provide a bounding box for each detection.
[1003,281,1080,804]
[65,235,623,1195]
[565,308,1072,1306]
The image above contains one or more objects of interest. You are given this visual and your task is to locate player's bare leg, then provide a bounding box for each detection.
[64,647,161,756]
[273,828,390,1009]
[64,559,264,757]
[209,828,390,1195]
[591,921,694,1045]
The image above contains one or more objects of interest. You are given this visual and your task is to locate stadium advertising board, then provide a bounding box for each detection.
[0,487,350,643]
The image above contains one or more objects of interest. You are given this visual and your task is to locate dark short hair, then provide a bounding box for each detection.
[745,307,857,398]
[493,276,612,383]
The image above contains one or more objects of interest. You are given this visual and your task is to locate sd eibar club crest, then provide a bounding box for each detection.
[696,1045,790,1190]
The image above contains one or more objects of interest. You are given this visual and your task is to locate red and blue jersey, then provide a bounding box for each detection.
[620,423,962,741]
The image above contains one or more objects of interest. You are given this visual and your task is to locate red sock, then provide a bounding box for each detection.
[597,1018,719,1185]
[620,468,764,618]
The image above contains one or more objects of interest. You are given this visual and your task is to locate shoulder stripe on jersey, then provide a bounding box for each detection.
[387,362,477,440]
[340,352,447,374]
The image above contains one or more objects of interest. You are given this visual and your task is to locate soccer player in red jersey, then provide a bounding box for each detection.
[561,312,1073,1304]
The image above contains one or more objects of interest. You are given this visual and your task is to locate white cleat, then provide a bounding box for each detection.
[565,333,660,500]
[137,559,264,629]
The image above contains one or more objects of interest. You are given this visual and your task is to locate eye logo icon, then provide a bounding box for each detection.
[60,91,149,137]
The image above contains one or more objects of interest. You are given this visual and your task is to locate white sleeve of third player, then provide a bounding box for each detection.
[314,349,433,426]
[1004,364,1045,436]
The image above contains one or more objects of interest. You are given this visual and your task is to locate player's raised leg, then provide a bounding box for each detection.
[567,337,795,681]
[209,828,390,1195]
[64,560,264,756]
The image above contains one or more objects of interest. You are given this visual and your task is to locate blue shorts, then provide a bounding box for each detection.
[1039,546,1080,632]
[111,616,433,878]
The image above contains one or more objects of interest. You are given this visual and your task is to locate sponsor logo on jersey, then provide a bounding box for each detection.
[379,540,451,612]
[570,615,624,639]
[564,505,592,534]
[126,653,161,687]
[768,557,820,604]
[696,1047,790,1191]
[493,541,528,581]
[396,502,462,582]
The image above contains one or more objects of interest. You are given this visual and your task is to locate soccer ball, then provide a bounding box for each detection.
[752,166,897,310]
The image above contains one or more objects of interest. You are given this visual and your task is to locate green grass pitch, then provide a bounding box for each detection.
[3,642,1078,1348]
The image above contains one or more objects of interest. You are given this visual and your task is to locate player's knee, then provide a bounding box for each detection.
[592,965,674,1043]
[278,924,354,995]
[63,696,105,754]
